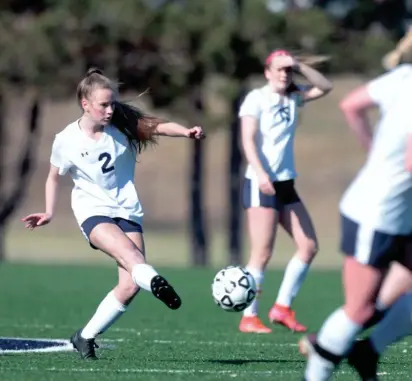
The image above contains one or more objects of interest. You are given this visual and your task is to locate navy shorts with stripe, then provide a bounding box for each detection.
[81,216,143,250]
[340,214,412,269]
[243,179,301,211]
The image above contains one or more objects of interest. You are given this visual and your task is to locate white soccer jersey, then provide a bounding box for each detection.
[238,84,304,182]
[340,64,412,235]
[50,120,144,226]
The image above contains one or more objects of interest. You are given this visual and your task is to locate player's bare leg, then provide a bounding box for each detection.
[299,260,412,360]
[302,257,384,380]
[269,201,317,332]
[347,253,412,381]
[90,224,181,309]
[70,265,137,360]
[71,224,181,359]
[125,230,181,310]
[239,207,277,333]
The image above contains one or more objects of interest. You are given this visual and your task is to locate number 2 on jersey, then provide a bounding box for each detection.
[99,152,115,174]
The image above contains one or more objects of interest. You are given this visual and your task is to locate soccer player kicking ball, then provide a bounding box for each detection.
[22,68,205,360]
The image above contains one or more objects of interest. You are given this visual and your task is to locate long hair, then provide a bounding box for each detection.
[77,68,161,153]
[111,101,162,153]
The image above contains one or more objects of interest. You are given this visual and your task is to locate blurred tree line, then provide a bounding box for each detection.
[0,0,406,264]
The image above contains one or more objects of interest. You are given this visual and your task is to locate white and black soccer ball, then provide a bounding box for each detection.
[212,266,257,312]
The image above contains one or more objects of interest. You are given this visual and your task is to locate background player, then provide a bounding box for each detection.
[238,50,332,333]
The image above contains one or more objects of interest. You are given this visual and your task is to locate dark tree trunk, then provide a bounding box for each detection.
[187,33,208,267]
[0,92,6,262]
[0,96,41,261]
[190,136,208,267]
[0,223,5,261]
[228,87,247,265]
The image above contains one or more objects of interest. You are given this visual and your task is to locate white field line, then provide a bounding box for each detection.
[0,344,74,354]
[0,366,402,377]
[0,323,299,346]
[0,323,201,336]
[101,338,297,347]
[0,337,120,354]
[2,323,412,352]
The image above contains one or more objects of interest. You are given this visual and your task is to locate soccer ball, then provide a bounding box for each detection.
[212,266,257,312]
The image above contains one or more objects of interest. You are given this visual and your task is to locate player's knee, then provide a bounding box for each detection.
[116,244,146,270]
[117,281,140,302]
[298,239,318,263]
[250,248,272,268]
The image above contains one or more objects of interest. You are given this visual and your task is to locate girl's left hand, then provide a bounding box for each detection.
[187,126,206,140]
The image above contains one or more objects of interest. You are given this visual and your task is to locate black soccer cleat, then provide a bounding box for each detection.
[70,329,99,360]
[347,338,379,381]
[151,275,182,310]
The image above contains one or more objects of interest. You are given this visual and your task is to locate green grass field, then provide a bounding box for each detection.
[0,264,411,381]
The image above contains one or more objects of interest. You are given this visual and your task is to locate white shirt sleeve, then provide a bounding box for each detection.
[50,135,71,175]
[367,65,411,108]
[238,90,261,118]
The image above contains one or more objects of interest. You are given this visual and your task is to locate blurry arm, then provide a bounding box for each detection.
[45,165,60,218]
[155,122,205,139]
[296,62,333,102]
[339,85,376,152]
[22,164,60,229]
[155,122,189,137]
[241,116,267,179]
[238,90,274,194]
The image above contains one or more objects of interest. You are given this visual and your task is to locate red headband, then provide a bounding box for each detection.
[265,49,292,66]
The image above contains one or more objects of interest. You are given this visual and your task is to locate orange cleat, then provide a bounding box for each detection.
[268,304,307,332]
[239,316,272,333]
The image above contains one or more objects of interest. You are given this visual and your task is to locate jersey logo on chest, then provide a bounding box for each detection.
[274,106,290,123]
[269,105,291,128]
